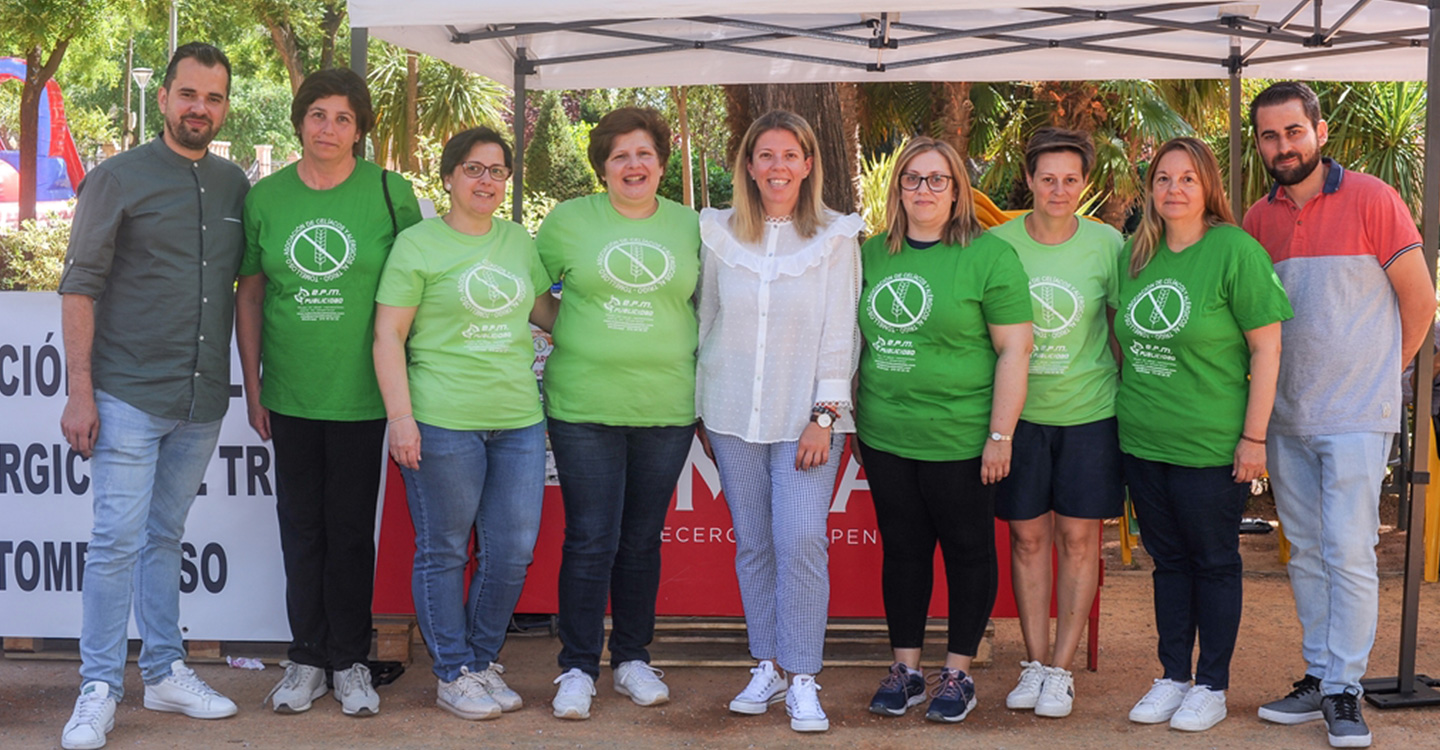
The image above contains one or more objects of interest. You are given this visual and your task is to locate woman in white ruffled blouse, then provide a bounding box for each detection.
[696,109,863,734]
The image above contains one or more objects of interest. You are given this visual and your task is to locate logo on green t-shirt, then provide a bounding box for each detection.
[1124,277,1191,340]
[598,238,676,294]
[1030,276,1084,339]
[284,219,357,282]
[459,261,527,317]
[867,273,933,333]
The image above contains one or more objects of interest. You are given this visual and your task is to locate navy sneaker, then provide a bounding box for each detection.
[868,663,926,716]
[925,667,977,723]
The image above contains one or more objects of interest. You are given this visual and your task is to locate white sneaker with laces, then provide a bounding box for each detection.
[475,663,523,712]
[1170,685,1227,732]
[552,668,596,720]
[264,661,326,713]
[438,666,502,721]
[61,681,116,750]
[333,663,380,716]
[143,660,238,719]
[613,660,670,706]
[1006,660,1048,710]
[1129,678,1191,724]
[786,675,829,732]
[728,661,787,714]
[1035,666,1075,718]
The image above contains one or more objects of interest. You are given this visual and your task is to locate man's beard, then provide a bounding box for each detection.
[166,113,218,151]
[1265,148,1321,186]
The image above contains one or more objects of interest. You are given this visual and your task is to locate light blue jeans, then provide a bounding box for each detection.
[401,420,546,682]
[1268,432,1392,696]
[79,390,223,700]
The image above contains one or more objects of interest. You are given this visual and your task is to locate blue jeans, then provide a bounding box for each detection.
[401,421,547,682]
[1268,432,1391,695]
[1123,454,1248,691]
[549,419,695,678]
[80,390,223,699]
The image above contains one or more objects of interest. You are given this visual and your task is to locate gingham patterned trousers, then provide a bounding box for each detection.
[706,430,845,675]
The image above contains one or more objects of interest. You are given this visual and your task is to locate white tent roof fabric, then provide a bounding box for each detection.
[349,1,1432,89]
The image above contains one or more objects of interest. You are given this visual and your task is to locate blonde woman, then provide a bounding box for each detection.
[697,110,862,733]
[856,137,1033,723]
[1115,137,1291,732]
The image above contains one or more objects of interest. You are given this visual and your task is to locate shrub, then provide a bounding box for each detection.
[0,219,70,291]
[524,91,598,202]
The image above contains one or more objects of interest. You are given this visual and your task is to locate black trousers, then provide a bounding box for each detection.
[270,412,387,670]
[859,439,998,656]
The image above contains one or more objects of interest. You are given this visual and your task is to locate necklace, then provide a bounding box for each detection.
[764,214,793,225]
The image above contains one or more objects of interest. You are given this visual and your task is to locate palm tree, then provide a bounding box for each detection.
[368,40,509,172]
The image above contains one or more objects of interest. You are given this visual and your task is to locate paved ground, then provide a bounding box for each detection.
[4,522,1440,749]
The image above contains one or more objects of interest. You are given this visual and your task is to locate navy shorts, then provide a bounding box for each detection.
[994,417,1124,521]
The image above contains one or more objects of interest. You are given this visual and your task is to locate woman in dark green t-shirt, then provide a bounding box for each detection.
[235,69,420,718]
[856,137,1033,723]
[1115,138,1291,732]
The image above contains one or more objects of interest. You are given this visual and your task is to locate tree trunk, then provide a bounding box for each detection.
[936,82,974,163]
[17,40,70,229]
[673,86,693,207]
[732,83,858,215]
[403,51,419,172]
[319,2,346,69]
[265,20,306,94]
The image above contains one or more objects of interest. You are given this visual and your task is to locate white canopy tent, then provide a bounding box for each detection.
[348,0,1440,708]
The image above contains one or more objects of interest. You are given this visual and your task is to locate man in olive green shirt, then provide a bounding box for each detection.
[56,43,248,750]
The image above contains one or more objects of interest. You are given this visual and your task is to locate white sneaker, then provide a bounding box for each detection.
[143,660,238,719]
[785,675,829,732]
[1170,685,1227,732]
[1006,660,1048,710]
[438,666,502,721]
[1035,666,1074,718]
[613,660,670,706]
[474,663,523,712]
[728,661,787,714]
[264,661,326,713]
[552,668,596,720]
[61,681,116,750]
[1129,678,1191,724]
[333,663,380,716]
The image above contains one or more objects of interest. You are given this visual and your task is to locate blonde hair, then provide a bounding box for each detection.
[730,110,829,243]
[883,137,983,253]
[1129,137,1237,277]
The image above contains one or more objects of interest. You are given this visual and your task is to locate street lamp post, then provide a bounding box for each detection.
[131,67,153,148]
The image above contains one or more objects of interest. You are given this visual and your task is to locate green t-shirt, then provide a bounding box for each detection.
[1114,224,1293,467]
[240,161,421,420]
[989,215,1123,425]
[856,232,1033,461]
[535,193,700,426]
[376,217,549,431]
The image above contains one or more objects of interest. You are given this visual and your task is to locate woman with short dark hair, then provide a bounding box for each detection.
[990,127,1124,719]
[535,106,700,721]
[374,126,557,722]
[236,67,421,717]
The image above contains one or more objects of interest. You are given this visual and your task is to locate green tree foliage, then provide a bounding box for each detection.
[525,90,597,202]
[368,39,508,170]
[221,75,300,166]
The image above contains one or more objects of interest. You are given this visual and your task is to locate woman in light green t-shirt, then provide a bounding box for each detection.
[990,128,1125,719]
[374,127,557,722]
[533,107,700,718]
[1116,138,1290,732]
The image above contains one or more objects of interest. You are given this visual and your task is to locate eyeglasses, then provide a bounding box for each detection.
[459,161,512,181]
[899,172,954,192]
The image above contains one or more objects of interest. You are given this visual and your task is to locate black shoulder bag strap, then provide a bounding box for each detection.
[381,168,398,236]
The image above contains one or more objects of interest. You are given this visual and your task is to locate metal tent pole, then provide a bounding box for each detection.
[1361,0,1440,710]
[351,27,368,79]
[1228,39,1243,220]
[512,47,530,225]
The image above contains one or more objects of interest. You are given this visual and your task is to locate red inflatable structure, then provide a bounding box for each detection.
[0,57,84,202]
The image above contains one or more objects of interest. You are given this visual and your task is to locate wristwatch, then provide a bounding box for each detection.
[988,431,1012,442]
[811,404,837,429]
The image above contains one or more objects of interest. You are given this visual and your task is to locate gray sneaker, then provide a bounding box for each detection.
[1321,689,1372,748]
[1258,674,1323,725]
[333,663,380,716]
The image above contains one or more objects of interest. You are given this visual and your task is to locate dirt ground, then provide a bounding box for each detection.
[4,501,1440,750]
